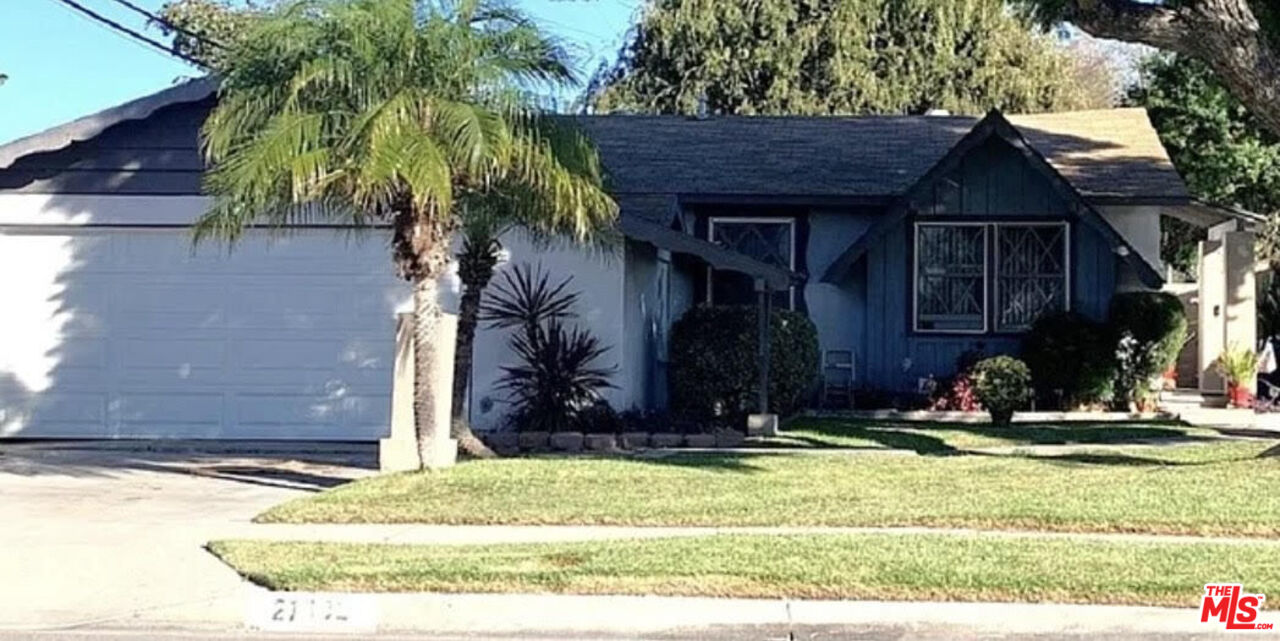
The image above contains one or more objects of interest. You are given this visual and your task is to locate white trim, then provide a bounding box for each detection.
[913,221,988,334]
[992,222,1071,333]
[0,194,214,227]
[706,216,797,310]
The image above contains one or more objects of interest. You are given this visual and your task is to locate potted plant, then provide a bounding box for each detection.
[971,356,1032,426]
[1215,345,1259,409]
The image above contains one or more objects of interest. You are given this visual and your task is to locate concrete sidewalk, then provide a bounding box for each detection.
[41,591,1236,640]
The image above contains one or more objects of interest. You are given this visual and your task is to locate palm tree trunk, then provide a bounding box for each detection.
[412,268,450,469]
[450,237,501,458]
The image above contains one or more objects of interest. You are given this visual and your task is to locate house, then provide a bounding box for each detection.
[0,79,1257,440]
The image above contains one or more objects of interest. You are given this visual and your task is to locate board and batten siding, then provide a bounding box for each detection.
[851,136,1119,392]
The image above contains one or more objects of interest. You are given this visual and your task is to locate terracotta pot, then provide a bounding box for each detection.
[989,408,1014,426]
[1228,382,1255,409]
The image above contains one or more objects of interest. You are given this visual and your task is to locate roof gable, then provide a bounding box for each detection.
[820,110,1165,287]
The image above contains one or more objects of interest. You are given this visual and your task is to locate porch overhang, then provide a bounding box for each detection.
[1162,199,1266,231]
[620,216,802,290]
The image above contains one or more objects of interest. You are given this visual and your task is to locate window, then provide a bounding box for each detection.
[914,222,1069,333]
[706,217,795,309]
[914,223,987,332]
[995,224,1068,332]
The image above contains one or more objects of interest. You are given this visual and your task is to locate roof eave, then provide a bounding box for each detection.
[0,77,217,171]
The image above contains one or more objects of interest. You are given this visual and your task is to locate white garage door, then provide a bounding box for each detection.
[0,228,408,440]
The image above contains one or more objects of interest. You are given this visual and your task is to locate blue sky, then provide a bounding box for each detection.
[0,0,639,144]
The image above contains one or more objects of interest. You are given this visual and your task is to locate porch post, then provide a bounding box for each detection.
[756,277,771,414]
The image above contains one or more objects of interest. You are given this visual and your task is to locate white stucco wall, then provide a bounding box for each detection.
[465,230,627,430]
[1097,205,1163,292]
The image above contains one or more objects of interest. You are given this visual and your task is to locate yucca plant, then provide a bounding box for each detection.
[484,264,613,432]
[194,0,616,468]
[1216,345,1260,386]
[498,319,615,432]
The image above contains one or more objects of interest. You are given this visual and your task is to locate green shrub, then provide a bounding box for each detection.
[1021,312,1115,409]
[971,356,1032,425]
[669,305,819,427]
[1107,292,1187,409]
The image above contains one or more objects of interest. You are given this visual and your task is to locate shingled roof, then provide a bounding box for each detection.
[577,109,1188,202]
[0,78,1189,205]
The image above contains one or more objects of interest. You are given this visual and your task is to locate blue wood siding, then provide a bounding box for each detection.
[854,137,1116,391]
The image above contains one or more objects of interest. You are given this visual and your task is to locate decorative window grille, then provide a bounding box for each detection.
[707,218,795,309]
[995,224,1068,331]
[915,224,987,332]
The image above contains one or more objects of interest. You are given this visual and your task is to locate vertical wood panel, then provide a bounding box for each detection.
[856,135,1120,392]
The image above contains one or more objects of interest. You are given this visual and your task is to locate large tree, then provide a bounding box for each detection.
[1016,1,1280,135]
[158,0,266,67]
[1129,54,1280,273]
[195,0,615,467]
[589,0,1113,116]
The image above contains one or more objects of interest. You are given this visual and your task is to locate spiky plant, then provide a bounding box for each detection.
[483,264,613,432]
[195,0,616,468]
[497,319,615,433]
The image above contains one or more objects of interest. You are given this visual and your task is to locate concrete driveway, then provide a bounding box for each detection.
[0,443,373,631]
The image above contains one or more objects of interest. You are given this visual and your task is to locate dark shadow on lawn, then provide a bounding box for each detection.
[619,451,774,474]
[797,418,1216,451]
[978,450,1260,468]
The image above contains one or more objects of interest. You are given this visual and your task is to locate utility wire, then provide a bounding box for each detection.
[49,0,205,66]
[105,0,225,51]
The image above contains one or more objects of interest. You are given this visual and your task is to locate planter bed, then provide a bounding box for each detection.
[482,430,753,453]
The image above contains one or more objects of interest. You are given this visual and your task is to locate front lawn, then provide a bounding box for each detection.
[258,430,1280,536]
[209,533,1280,606]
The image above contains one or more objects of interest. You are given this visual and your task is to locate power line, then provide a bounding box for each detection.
[49,0,205,66]
[105,0,225,51]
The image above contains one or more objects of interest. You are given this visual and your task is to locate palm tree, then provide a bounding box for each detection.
[196,0,616,468]
[449,186,614,457]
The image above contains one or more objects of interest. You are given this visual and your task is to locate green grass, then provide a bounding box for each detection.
[260,433,1280,536]
[762,418,1220,452]
[208,533,1280,607]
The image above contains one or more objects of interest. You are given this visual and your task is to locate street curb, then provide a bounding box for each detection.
[321,591,1218,637]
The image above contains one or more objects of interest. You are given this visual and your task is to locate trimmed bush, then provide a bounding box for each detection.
[669,305,819,427]
[1107,292,1187,410]
[1021,312,1115,409]
[971,356,1032,426]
